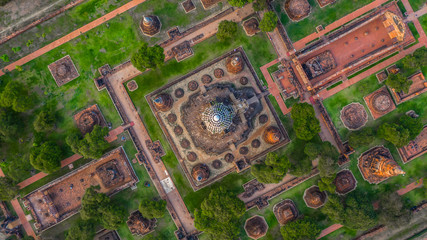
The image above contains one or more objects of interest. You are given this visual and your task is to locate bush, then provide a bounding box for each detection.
[216,20,238,41]
[348,128,375,148]
[378,123,410,147]
[66,125,110,159]
[0,81,34,112]
[65,220,96,240]
[259,11,278,32]
[280,218,321,240]
[0,54,9,62]
[0,176,19,201]
[34,109,56,132]
[385,73,412,93]
[253,0,267,11]
[227,0,251,7]
[399,115,423,140]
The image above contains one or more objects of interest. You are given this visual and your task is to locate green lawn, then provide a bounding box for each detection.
[272,0,375,42]
[408,0,426,11]
[420,14,427,36]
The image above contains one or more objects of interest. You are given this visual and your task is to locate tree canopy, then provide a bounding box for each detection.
[259,11,278,32]
[216,20,238,41]
[321,192,377,230]
[65,220,96,240]
[402,55,419,69]
[34,109,56,132]
[413,47,427,66]
[348,128,375,148]
[227,0,252,7]
[280,218,321,240]
[399,115,423,140]
[253,0,268,11]
[131,43,165,72]
[30,141,62,174]
[80,186,127,230]
[305,141,338,178]
[0,108,20,141]
[287,139,315,177]
[139,199,167,219]
[291,103,320,141]
[66,125,110,159]
[378,122,410,148]
[251,152,291,183]
[0,176,19,201]
[377,192,411,227]
[318,175,336,193]
[194,187,245,240]
[385,73,412,93]
[0,81,33,112]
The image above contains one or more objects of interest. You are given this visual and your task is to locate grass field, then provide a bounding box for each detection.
[272,0,375,42]
[408,0,426,11]
[420,14,427,36]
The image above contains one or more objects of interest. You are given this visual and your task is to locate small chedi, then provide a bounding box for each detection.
[358,146,405,184]
[242,18,260,36]
[334,170,357,195]
[303,185,327,209]
[364,86,396,119]
[273,199,298,225]
[244,215,268,239]
[48,55,80,87]
[284,0,311,22]
[73,104,107,135]
[340,102,368,130]
[147,49,289,190]
[126,211,157,236]
[140,15,161,36]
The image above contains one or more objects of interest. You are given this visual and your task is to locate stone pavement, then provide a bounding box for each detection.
[0,0,147,76]
[259,59,291,115]
[17,125,126,189]
[397,178,424,195]
[292,0,389,51]
[11,198,36,239]
[317,224,343,240]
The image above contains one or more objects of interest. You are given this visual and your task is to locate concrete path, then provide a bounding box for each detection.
[0,0,147,76]
[292,0,389,51]
[17,125,126,189]
[397,178,424,195]
[11,198,36,239]
[259,59,291,115]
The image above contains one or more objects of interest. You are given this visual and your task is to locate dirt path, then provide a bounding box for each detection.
[10,198,36,238]
[17,125,126,189]
[292,0,389,51]
[0,0,147,77]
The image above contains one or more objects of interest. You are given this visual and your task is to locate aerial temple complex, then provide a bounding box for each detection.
[358,146,405,184]
[364,86,396,119]
[303,186,327,209]
[273,199,299,225]
[73,104,107,135]
[333,170,357,195]
[284,0,311,22]
[147,49,289,190]
[340,102,368,130]
[126,211,157,237]
[48,55,80,87]
[244,215,268,239]
[289,2,414,92]
[140,15,161,37]
[22,147,138,232]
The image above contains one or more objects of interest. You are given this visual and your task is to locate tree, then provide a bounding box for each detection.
[377,192,411,227]
[81,186,127,230]
[402,55,419,69]
[378,123,410,148]
[30,141,62,173]
[0,54,9,62]
[34,109,56,132]
[413,47,427,66]
[291,103,320,141]
[280,218,321,240]
[305,141,338,178]
[0,176,19,201]
[251,152,291,183]
[131,43,165,72]
[399,115,423,140]
[385,73,412,94]
[348,128,375,148]
[253,0,268,11]
[216,20,238,41]
[0,81,33,112]
[259,11,278,32]
[288,139,313,176]
[227,0,251,7]
[66,125,110,159]
[194,187,245,239]
[321,192,377,230]
[65,220,96,240]
[139,199,167,219]
[0,108,20,140]
[318,175,336,193]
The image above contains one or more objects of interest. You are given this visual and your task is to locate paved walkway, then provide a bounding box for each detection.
[397,178,424,195]
[317,224,343,240]
[259,59,291,115]
[107,69,197,234]
[0,0,147,76]
[292,0,389,51]
[11,198,36,239]
[17,125,126,189]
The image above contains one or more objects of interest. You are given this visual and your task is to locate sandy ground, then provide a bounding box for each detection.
[0,0,68,38]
